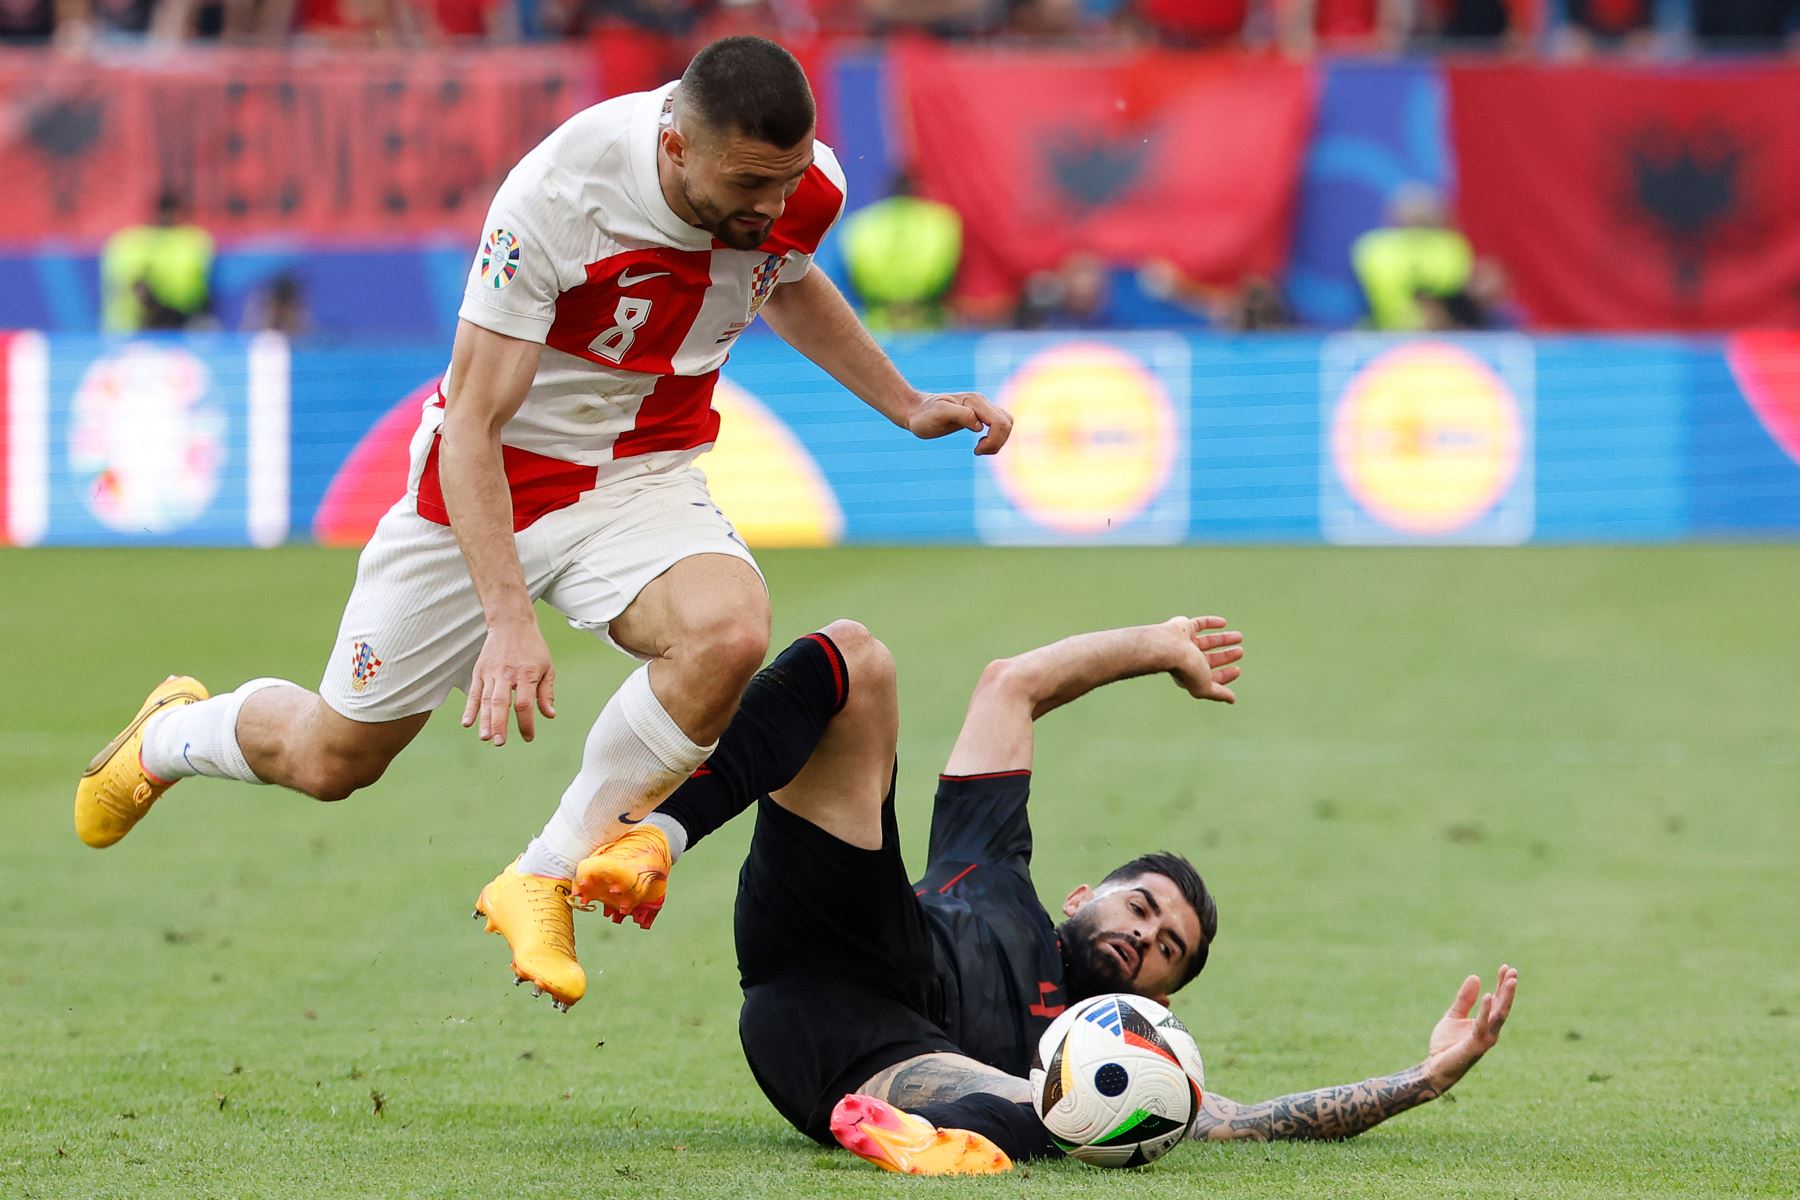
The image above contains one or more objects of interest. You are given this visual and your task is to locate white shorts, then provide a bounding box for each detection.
[318,468,761,723]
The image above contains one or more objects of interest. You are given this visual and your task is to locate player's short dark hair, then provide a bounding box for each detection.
[1102,852,1217,992]
[679,36,815,149]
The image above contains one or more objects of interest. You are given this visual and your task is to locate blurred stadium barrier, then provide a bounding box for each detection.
[3,329,1797,549]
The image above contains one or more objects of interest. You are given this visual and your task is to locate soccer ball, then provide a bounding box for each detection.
[1028,993,1205,1168]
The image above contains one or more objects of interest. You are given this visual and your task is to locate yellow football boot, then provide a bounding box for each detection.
[574,826,673,930]
[473,859,587,1011]
[74,675,210,848]
[830,1094,1013,1176]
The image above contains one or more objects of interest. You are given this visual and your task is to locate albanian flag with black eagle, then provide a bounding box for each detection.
[894,45,1315,304]
[1448,65,1800,331]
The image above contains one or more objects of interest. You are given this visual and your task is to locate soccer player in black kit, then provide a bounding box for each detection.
[580,614,1518,1175]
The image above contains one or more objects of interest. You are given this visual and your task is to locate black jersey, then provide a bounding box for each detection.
[913,772,1068,1077]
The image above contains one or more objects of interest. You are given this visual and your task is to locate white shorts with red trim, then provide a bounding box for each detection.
[318,468,760,723]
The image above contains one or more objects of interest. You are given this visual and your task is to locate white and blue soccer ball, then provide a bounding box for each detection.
[1028,993,1205,1168]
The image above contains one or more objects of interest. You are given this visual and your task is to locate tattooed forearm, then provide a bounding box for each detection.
[860,1053,1034,1108]
[1190,1064,1443,1142]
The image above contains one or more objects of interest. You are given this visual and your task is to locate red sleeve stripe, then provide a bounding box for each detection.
[938,770,1032,782]
[937,864,979,894]
[803,632,848,710]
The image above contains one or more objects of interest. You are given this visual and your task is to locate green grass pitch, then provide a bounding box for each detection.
[2,544,1796,1198]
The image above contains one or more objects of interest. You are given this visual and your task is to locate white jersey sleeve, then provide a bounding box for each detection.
[776,141,849,285]
[459,156,593,344]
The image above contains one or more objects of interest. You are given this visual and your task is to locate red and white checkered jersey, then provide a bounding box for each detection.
[408,81,847,531]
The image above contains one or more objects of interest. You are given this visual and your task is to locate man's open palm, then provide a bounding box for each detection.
[1427,965,1518,1086]
[1165,615,1244,704]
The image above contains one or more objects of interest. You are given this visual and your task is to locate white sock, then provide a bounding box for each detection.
[140,678,291,785]
[641,812,689,863]
[518,666,712,878]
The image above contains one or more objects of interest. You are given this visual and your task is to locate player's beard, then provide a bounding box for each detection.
[1055,908,1135,1001]
[681,177,772,251]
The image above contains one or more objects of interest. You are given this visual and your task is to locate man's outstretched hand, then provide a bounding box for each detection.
[1425,965,1519,1090]
[907,392,1014,455]
[1164,615,1244,704]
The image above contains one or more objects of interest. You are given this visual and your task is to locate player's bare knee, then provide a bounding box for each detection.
[824,619,894,702]
[696,616,769,693]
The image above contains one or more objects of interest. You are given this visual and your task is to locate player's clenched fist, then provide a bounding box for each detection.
[462,618,558,747]
[907,391,1014,455]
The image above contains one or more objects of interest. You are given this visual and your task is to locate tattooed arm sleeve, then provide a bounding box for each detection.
[1188,1064,1443,1142]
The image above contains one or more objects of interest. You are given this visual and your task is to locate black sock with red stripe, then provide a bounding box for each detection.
[908,1095,1062,1163]
[652,631,850,850]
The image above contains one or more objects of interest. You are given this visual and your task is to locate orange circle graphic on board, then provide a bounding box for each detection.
[992,342,1177,536]
[1332,342,1522,536]
[700,379,844,548]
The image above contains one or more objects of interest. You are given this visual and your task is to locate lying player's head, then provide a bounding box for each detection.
[667,36,816,251]
[1056,852,1217,1005]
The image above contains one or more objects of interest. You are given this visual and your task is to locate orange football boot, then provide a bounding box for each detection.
[473,859,588,1011]
[830,1094,1013,1176]
[573,825,673,929]
[74,675,209,848]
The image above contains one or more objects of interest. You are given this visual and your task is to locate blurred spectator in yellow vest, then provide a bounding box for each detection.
[841,172,963,331]
[1351,184,1473,331]
[101,190,215,333]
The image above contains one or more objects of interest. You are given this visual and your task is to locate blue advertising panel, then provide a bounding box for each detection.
[10,329,1800,549]
[6,334,288,547]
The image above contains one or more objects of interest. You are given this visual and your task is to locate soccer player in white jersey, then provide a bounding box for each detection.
[73,37,1012,1012]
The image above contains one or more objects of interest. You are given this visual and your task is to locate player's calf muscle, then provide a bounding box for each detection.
[861,1054,1032,1109]
[240,690,414,801]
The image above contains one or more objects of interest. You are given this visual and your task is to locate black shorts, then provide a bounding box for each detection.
[735,785,958,1145]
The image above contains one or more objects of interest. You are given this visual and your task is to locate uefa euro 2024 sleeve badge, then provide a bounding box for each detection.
[480,229,521,290]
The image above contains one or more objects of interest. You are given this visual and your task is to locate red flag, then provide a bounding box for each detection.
[1448,65,1800,331]
[0,49,593,242]
[894,45,1314,303]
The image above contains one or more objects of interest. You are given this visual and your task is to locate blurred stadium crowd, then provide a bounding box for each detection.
[5,0,1796,341]
[5,0,1795,54]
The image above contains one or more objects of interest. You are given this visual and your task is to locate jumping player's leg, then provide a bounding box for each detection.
[75,505,492,848]
[145,502,495,798]
[575,621,865,924]
[151,686,429,801]
[79,678,427,849]
[79,671,429,852]
[515,551,771,883]
[478,484,769,1006]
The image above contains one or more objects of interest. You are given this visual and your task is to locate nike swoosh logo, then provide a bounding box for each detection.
[618,813,645,824]
[617,268,670,287]
[181,742,198,773]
